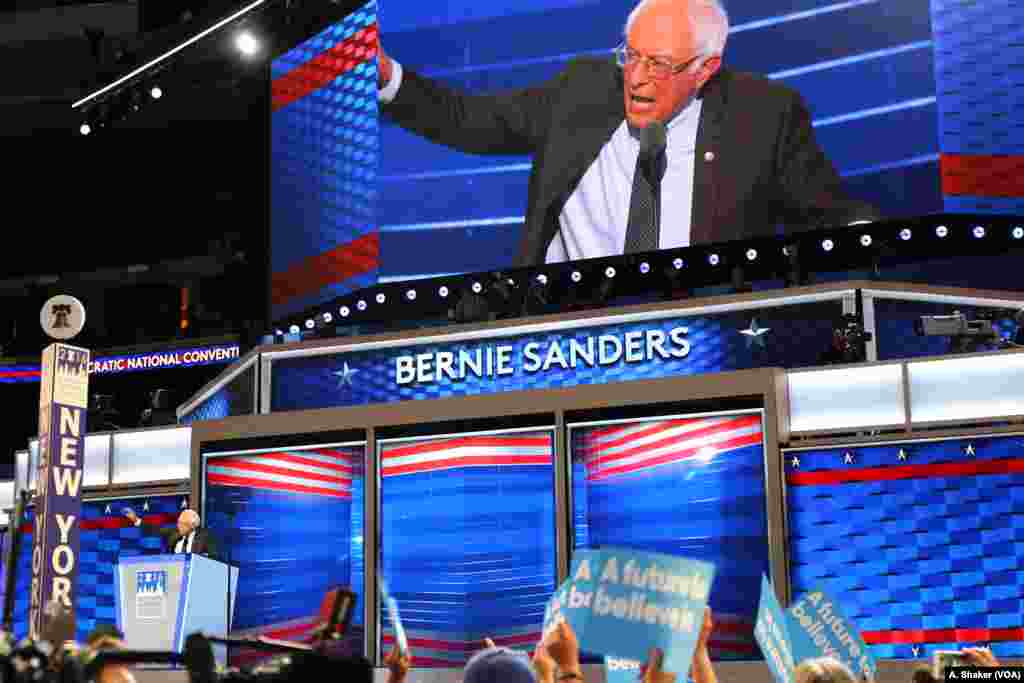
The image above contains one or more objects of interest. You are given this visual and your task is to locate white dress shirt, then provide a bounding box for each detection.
[175,531,195,554]
[379,62,702,263]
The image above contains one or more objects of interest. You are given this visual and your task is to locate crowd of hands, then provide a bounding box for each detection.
[379,607,1005,683]
[384,608,716,683]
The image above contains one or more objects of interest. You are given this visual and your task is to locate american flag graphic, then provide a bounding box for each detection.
[578,414,764,481]
[382,433,553,477]
[207,448,355,499]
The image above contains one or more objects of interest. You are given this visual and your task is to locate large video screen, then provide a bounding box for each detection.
[202,440,365,660]
[786,433,1024,660]
[271,0,958,321]
[569,411,769,660]
[378,428,556,666]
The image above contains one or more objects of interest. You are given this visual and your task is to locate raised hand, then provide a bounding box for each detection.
[378,44,393,89]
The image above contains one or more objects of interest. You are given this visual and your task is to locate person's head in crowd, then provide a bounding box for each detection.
[912,665,939,683]
[464,644,538,683]
[794,657,857,683]
[86,624,125,646]
[177,508,200,537]
[88,635,137,683]
[620,0,728,127]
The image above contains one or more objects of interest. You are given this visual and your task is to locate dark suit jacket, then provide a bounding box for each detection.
[143,523,219,560]
[383,58,878,266]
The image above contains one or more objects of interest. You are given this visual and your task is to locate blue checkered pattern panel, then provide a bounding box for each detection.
[786,434,1024,660]
[12,495,185,641]
[571,413,768,661]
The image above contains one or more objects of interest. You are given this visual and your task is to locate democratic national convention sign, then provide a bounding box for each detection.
[544,548,715,676]
[755,576,877,683]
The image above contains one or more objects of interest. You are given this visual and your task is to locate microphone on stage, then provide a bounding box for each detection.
[637,121,667,182]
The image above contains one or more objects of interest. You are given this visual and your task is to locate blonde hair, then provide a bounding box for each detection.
[794,657,858,683]
[624,0,730,57]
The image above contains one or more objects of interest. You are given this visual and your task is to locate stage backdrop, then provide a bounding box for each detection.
[202,441,365,660]
[786,432,1024,660]
[570,411,769,661]
[10,494,187,641]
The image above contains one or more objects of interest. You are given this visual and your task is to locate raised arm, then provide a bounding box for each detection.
[378,46,565,156]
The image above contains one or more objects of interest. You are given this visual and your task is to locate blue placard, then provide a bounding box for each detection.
[755,576,796,683]
[787,588,876,681]
[605,656,644,683]
[547,548,715,675]
[136,570,168,596]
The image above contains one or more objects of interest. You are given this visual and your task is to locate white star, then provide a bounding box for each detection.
[912,647,920,658]
[740,318,772,348]
[105,504,112,514]
[843,452,854,464]
[965,443,976,456]
[898,449,908,461]
[335,362,359,387]
[142,501,150,512]
[181,498,188,509]
[791,456,800,468]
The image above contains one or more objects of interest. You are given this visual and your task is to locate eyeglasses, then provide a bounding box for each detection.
[614,43,702,79]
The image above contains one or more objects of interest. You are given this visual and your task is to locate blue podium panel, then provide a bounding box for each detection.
[378,429,556,667]
[203,442,365,660]
[786,433,1024,660]
[569,411,769,661]
[115,554,238,661]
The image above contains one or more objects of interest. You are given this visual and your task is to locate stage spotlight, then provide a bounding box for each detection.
[322,312,333,324]
[935,225,948,238]
[439,285,450,298]
[859,234,872,247]
[150,86,162,99]
[1013,226,1024,240]
[79,123,91,136]
[536,273,548,286]
[471,281,483,294]
[899,228,912,241]
[672,257,684,270]
[356,299,367,311]
[821,239,834,252]
[234,30,261,57]
[972,225,986,239]
[406,289,417,301]
[605,266,616,278]
[304,319,315,330]
[746,248,758,261]
[570,270,582,283]
[289,324,300,335]
[339,305,350,317]
[375,292,386,304]
[275,329,284,337]
[639,261,650,274]
[707,253,720,266]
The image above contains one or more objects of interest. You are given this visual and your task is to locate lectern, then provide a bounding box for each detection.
[115,554,239,662]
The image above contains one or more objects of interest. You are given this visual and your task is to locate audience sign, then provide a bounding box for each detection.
[755,576,876,682]
[545,548,715,675]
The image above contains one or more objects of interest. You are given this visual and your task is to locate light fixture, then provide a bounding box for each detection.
[639,261,650,274]
[356,299,367,311]
[322,312,333,324]
[339,306,350,317]
[899,228,912,241]
[304,319,315,330]
[935,225,948,238]
[535,274,548,285]
[79,123,91,136]
[605,266,616,278]
[406,289,417,301]
[375,292,386,304]
[821,239,834,252]
[570,270,582,283]
[439,285,450,298]
[672,258,684,270]
[288,324,300,335]
[150,85,163,99]
[745,248,758,261]
[707,253,720,266]
[1013,226,1024,240]
[972,225,986,239]
[859,234,872,247]
[234,30,261,57]
[471,281,483,294]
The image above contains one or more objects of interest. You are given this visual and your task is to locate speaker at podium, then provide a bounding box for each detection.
[115,554,239,664]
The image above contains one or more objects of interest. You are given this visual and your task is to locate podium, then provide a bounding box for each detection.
[115,554,239,662]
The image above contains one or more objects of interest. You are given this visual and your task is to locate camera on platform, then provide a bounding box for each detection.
[914,312,996,338]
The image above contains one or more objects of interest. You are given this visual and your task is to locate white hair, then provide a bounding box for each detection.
[180,509,200,529]
[624,0,730,58]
